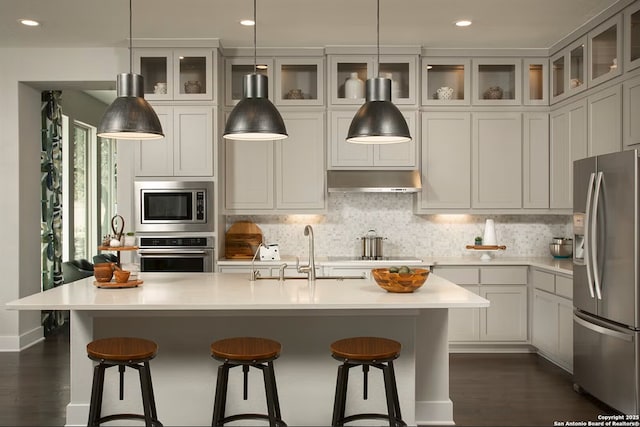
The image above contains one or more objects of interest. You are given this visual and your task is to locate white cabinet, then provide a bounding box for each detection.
[224,112,325,213]
[134,48,215,101]
[588,15,622,88]
[551,36,588,103]
[624,1,640,72]
[134,106,214,177]
[623,75,640,148]
[417,112,471,210]
[523,113,549,208]
[328,54,419,106]
[472,58,522,105]
[472,112,523,208]
[274,57,325,106]
[421,58,471,105]
[328,110,418,169]
[436,266,528,343]
[531,268,574,372]
[550,99,587,210]
[225,57,274,106]
[588,84,622,156]
[523,58,549,106]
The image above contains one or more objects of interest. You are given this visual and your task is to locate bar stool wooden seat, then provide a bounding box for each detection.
[210,337,286,427]
[330,336,406,427]
[86,337,162,427]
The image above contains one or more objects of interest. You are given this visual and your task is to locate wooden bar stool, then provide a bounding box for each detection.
[86,337,162,427]
[210,337,286,427]
[330,337,406,427]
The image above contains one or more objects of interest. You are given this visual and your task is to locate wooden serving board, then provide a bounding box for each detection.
[465,245,507,250]
[93,279,143,289]
[225,221,263,259]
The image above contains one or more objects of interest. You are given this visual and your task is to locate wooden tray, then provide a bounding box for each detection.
[465,245,507,250]
[225,221,263,259]
[93,279,143,289]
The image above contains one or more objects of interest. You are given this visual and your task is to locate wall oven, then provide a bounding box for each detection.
[138,236,214,272]
[135,180,214,233]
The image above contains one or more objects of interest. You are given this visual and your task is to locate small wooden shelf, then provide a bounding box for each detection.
[98,246,139,266]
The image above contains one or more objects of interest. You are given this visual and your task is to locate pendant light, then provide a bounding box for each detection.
[223,0,287,141]
[97,0,163,140]
[346,0,411,144]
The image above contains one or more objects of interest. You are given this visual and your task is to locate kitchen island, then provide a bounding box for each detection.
[7,272,488,426]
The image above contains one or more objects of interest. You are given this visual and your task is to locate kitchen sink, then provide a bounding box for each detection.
[253,275,366,281]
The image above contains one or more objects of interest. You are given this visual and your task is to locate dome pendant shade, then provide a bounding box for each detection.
[223,74,288,141]
[97,73,164,140]
[347,77,411,144]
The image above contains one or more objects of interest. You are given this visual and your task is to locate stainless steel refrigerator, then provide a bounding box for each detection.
[573,149,640,414]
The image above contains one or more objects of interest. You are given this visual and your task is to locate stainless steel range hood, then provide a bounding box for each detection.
[327,170,421,193]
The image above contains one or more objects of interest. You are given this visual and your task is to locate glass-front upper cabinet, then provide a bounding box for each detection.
[472,58,522,105]
[421,58,470,105]
[328,54,418,106]
[551,36,588,103]
[274,57,324,106]
[523,58,548,105]
[134,48,214,101]
[624,1,640,72]
[588,15,622,87]
[225,57,274,106]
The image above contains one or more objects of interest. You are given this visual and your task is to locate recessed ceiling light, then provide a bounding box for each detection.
[240,19,255,26]
[455,20,472,27]
[19,19,40,27]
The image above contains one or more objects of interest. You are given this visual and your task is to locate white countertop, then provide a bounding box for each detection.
[218,256,574,275]
[6,272,489,311]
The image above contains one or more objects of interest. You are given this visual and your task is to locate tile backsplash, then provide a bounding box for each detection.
[226,193,572,259]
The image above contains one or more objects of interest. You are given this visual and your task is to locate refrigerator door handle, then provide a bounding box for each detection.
[574,314,633,342]
[591,171,604,300]
[584,172,596,299]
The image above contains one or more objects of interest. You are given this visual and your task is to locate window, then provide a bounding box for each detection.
[62,117,117,262]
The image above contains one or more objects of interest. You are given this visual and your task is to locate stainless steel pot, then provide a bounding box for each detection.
[359,230,386,260]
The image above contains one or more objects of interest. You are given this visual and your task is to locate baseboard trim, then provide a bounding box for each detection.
[448,343,535,353]
[65,403,89,427]
[415,399,454,425]
[0,326,44,352]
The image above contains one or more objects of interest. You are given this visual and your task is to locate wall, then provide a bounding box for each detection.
[0,47,122,350]
[226,193,573,259]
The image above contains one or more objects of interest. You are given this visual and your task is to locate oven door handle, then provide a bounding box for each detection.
[138,250,211,256]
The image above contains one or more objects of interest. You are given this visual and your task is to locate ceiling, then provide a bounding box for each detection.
[0,0,622,50]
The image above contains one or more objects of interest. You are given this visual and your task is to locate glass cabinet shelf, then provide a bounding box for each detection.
[588,15,622,87]
[275,57,324,106]
[329,56,374,105]
[422,58,470,105]
[625,1,640,72]
[472,59,521,105]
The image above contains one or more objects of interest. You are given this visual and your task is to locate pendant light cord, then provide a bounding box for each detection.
[128,0,133,73]
[376,0,380,76]
[253,0,257,74]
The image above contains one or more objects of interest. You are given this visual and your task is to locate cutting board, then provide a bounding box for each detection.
[225,221,263,259]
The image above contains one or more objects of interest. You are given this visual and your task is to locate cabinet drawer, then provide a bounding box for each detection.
[532,269,555,293]
[480,267,528,285]
[555,275,573,299]
[434,267,479,285]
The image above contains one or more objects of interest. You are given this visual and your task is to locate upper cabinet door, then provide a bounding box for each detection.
[588,15,622,88]
[551,36,588,104]
[225,57,274,106]
[624,1,640,72]
[134,48,214,101]
[328,55,375,105]
[421,58,471,106]
[523,58,549,106]
[274,57,324,106]
[472,59,522,105]
[377,55,418,106]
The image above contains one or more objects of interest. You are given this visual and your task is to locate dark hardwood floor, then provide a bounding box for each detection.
[0,327,615,426]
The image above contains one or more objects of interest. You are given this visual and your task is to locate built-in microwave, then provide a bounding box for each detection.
[134,181,214,232]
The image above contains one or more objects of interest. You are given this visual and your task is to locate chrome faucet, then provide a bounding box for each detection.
[249,243,267,281]
[296,225,316,281]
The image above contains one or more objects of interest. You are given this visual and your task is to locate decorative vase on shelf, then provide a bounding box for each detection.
[483,86,503,100]
[344,72,364,99]
[184,80,202,94]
